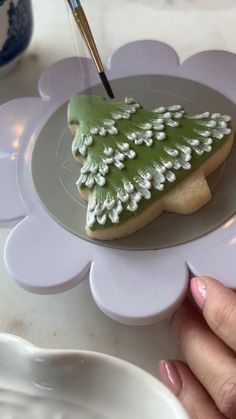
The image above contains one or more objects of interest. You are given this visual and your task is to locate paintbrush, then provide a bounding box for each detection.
[67,0,115,99]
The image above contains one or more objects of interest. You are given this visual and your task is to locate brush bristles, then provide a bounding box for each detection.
[99,72,115,99]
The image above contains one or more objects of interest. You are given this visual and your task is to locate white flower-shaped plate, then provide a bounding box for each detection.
[1,40,236,325]
[0,334,189,418]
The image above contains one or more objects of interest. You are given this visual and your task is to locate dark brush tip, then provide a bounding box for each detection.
[99,71,115,99]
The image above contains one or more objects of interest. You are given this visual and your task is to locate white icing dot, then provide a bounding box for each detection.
[181,153,192,162]
[95,174,106,187]
[217,121,227,128]
[84,135,94,146]
[190,112,210,119]
[123,181,134,194]
[204,138,213,145]
[127,201,138,212]
[182,162,192,170]
[172,160,181,170]
[211,113,221,119]
[88,196,96,211]
[153,124,164,131]
[186,138,200,147]
[135,138,144,145]
[156,132,166,141]
[99,162,109,175]
[177,144,192,154]
[194,147,204,156]
[104,198,116,210]
[94,204,104,216]
[222,115,232,122]
[117,189,130,203]
[122,112,131,119]
[76,174,86,186]
[174,112,184,119]
[144,138,153,147]
[139,170,152,181]
[194,129,211,138]
[125,97,134,104]
[205,120,217,128]
[90,162,99,174]
[109,209,119,224]
[161,159,173,169]
[87,213,96,228]
[112,112,122,120]
[103,119,115,127]
[79,145,87,157]
[165,147,179,157]
[118,142,130,152]
[116,200,123,215]
[144,130,153,139]
[140,122,153,130]
[125,149,136,159]
[133,191,142,202]
[163,112,172,120]
[97,213,107,225]
[81,164,90,174]
[220,127,231,135]
[133,103,141,109]
[153,171,165,184]
[127,132,137,141]
[152,178,165,191]
[153,107,166,113]
[168,105,182,112]
[104,146,113,156]
[115,161,125,170]
[167,120,179,128]
[115,151,125,161]
[212,131,224,140]
[135,176,152,190]
[90,127,99,135]
[200,144,212,152]
[153,163,166,174]
[99,127,107,136]
[139,188,151,200]
[104,157,114,165]
[165,171,176,183]
[126,107,136,114]
[107,126,118,135]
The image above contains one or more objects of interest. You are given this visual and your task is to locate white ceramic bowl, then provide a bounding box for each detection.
[0,334,189,419]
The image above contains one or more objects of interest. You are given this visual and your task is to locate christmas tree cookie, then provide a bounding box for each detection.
[68,95,233,240]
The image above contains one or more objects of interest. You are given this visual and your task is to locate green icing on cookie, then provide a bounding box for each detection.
[68,95,232,231]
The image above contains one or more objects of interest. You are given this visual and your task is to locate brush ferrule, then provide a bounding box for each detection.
[72,6,104,73]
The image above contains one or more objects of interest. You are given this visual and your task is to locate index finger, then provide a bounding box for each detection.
[191,276,236,352]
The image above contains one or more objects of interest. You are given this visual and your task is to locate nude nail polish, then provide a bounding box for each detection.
[191,277,207,309]
[159,360,182,396]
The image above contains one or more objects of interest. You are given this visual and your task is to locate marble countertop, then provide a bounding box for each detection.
[0,0,235,375]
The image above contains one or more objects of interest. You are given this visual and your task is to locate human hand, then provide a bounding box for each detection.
[159,276,236,418]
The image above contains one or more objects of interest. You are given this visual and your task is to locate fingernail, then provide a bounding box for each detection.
[191,277,207,309]
[159,360,182,396]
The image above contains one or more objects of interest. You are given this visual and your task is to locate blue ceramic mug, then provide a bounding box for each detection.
[0,0,33,77]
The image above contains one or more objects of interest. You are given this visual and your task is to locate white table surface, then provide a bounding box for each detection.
[0,0,236,375]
